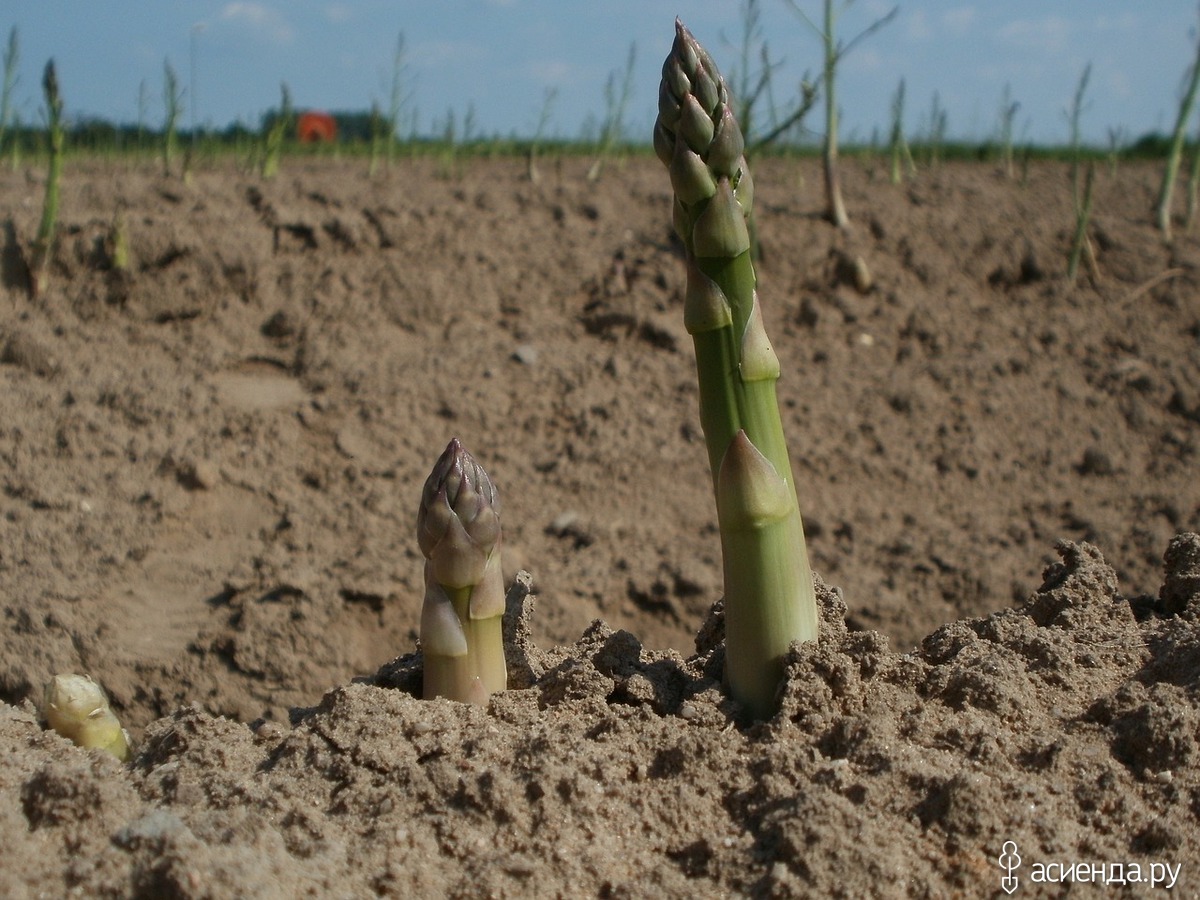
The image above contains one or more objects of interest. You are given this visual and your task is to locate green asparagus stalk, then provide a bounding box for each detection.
[162,59,182,178]
[30,59,63,298]
[368,100,384,178]
[261,82,292,179]
[1157,23,1200,240]
[655,20,817,720]
[0,27,18,164]
[1067,163,1095,286]
[42,674,130,761]
[109,209,130,273]
[417,438,507,704]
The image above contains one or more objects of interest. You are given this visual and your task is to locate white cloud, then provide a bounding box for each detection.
[1094,14,1138,33]
[843,47,884,75]
[906,9,931,41]
[942,7,976,36]
[1106,69,1132,101]
[325,4,352,23]
[219,3,294,44]
[997,16,1070,55]
[409,39,483,69]
[526,60,572,85]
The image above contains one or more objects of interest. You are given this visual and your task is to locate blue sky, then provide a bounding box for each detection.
[3,2,1197,147]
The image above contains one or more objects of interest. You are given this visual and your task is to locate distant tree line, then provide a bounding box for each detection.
[9,109,380,151]
[0,109,1187,159]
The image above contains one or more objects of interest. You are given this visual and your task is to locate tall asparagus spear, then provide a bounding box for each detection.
[655,19,817,719]
[417,438,507,704]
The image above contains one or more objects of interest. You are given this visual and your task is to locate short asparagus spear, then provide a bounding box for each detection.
[417,438,507,704]
[655,20,817,719]
[42,674,130,761]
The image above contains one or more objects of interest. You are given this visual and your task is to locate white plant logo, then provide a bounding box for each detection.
[999,841,1021,894]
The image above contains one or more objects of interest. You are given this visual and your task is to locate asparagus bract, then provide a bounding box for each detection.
[417,438,507,704]
[42,674,130,761]
[657,20,817,720]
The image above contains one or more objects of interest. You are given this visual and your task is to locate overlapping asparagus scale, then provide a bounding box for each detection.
[656,20,817,719]
[417,438,507,704]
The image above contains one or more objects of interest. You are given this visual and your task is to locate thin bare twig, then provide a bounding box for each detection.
[1119,268,1186,306]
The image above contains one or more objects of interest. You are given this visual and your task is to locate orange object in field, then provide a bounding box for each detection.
[297,111,337,143]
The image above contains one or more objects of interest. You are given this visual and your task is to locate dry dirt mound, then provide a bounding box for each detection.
[3,539,1199,896]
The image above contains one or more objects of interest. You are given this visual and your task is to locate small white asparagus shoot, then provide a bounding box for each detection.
[42,674,130,761]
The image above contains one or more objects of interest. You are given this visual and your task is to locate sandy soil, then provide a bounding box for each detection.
[1,153,1198,896]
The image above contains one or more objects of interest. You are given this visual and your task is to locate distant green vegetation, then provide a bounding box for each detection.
[0,111,1184,167]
